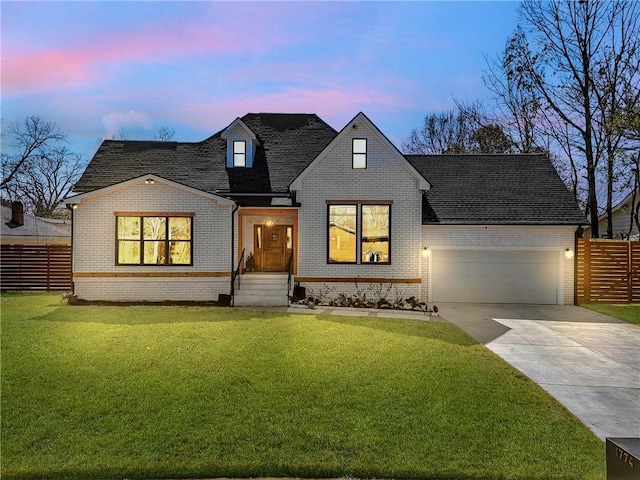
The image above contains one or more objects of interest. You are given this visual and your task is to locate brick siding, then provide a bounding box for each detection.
[73,181,232,301]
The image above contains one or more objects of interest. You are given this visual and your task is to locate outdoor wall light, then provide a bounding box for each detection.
[71,204,78,210]
[565,248,574,259]
[145,178,155,185]
[422,246,430,258]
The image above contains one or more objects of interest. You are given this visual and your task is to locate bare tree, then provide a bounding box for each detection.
[403,107,514,155]
[1,117,86,218]
[1,116,65,187]
[505,0,640,237]
[480,35,548,155]
[403,110,475,154]
[154,126,175,141]
[591,1,640,237]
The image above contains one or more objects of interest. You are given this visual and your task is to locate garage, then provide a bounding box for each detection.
[431,249,559,304]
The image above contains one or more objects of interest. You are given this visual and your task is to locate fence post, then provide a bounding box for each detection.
[47,246,51,291]
[584,239,591,302]
[628,242,633,304]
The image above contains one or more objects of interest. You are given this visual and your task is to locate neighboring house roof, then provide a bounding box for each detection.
[406,154,586,225]
[585,187,640,239]
[74,113,337,199]
[1,205,71,245]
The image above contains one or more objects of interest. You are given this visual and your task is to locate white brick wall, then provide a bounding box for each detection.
[73,181,233,301]
[421,225,577,304]
[295,119,423,284]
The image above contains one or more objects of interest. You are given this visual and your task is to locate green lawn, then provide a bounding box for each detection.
[1,293,604,480]
[581,303,640,325]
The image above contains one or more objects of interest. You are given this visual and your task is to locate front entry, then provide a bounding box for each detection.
[254,224,293,272]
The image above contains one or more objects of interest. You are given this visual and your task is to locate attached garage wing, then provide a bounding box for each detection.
[431,249,560,304]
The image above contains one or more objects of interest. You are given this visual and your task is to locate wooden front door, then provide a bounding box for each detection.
[254,224,293,272]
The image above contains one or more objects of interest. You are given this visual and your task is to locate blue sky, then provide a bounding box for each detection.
[2,1,521,159]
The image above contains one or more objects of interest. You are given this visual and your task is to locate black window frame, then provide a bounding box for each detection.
[116,215,193,266]
[352,138,367,169]
[327,203,391,265]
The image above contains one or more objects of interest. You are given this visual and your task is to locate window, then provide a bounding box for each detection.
[233,140,246,167]
[117,215,192,265]
[352,138,367,169]
[361,205,389,263]
[327,203,390,264]
[328,205,357,263]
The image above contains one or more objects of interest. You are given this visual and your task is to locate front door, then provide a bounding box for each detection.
[254,224,293,272]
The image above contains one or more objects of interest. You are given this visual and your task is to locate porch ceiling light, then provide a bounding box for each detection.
[264,218,276,228]
[565,248,574,259]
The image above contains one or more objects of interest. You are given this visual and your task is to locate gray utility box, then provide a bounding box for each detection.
[607,438,640,480]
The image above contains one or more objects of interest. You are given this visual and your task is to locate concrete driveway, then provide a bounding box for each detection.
[437,304,640,441]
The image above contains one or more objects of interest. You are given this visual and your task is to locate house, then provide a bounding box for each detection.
[584,188,639,240]
[66,112,585,306]
[2,201,71,245]
[1,201,72,291]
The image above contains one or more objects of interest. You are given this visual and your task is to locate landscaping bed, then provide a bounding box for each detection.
[1,292,605,480]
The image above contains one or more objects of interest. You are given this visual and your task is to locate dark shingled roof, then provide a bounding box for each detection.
[74,113,337,199]
[406,154,586,225]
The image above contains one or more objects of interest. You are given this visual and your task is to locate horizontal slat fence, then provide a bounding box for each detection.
[577,238,640,303]
[1,245,71,291]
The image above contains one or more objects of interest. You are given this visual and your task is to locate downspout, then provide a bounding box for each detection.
[574,225,583,305]
[230,204,239,295]
[68,204,75,296]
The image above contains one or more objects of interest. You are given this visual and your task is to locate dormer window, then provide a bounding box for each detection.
[222,118,259,168]
[233,140,246,167]
[352,138,367,169]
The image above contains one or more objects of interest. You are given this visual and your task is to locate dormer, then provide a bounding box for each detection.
[221,118,260,168]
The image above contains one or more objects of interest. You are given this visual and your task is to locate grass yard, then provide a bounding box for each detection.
[581,303,640,325]
[1,293,604,480]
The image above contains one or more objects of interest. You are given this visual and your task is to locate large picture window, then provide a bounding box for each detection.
[117,215,192,265]
[327,203,390,264]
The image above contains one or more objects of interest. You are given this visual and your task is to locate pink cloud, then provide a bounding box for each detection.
[2,18,287,96]
[170,85,408,135]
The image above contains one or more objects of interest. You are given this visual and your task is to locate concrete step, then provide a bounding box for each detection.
[234,274,290,307]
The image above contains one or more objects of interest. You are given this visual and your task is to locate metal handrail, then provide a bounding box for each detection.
[287,248,294,307]
[231,248,245,301]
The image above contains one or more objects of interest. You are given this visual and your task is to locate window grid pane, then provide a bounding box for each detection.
[352,138,367,169]
[233,140,246,167]
[328,205,357,263]
[362,205,390,263]
[117,216,192,265]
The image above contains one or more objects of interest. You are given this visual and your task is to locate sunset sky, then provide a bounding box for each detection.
[2,1,521,160]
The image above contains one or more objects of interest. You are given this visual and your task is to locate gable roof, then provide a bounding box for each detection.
[221,118,258,142]
[406,154,586,225]
[74,113,337,200]
[66,174,235,206]
[290,112,430,192]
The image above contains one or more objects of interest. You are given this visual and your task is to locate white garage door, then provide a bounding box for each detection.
[431,249,559,304]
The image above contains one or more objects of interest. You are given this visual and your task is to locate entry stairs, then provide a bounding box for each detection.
[233,273,291,307]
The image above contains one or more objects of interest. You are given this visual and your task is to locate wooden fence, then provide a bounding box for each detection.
[1,244,71,291]
[577,238,640,303]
